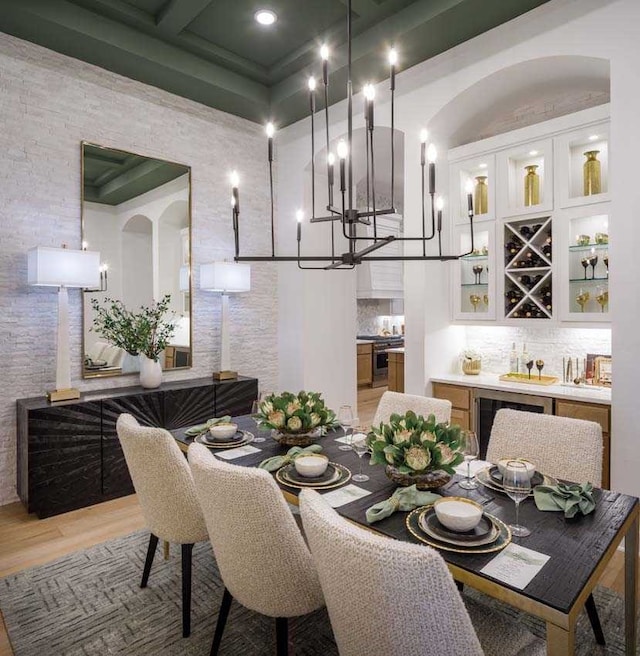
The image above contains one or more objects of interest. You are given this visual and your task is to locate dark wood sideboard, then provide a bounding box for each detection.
[17,376,258,518]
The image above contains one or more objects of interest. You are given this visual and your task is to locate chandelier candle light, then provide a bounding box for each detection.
[228,0,475,268]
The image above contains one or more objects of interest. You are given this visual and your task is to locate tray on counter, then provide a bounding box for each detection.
[498,373,558,386]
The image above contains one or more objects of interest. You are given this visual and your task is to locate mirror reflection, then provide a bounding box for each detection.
[81,143,191,378]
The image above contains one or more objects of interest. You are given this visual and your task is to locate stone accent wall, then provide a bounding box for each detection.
[0,33,277,504]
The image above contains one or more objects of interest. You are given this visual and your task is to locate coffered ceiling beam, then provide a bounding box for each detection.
[156,0,212,36]
[0,0,269,122]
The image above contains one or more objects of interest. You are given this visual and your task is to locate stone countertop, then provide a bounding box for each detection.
[356,339,375,345]
[430,372,611,405]
[385,347,405,353]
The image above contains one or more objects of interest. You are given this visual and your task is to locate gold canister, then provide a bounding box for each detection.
[524,165,540,206]
[474,176,488,215]
[583,150,601,196]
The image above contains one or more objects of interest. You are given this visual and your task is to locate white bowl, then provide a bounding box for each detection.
[208,423,238,440]
[294,454,329,478]
[497,458,536,480]
[433,497,483,533]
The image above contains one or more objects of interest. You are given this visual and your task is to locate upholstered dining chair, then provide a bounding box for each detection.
[372,390,452,427]
[187,442,325,656]
[299,488,545,656]
[116,414,209,638]
[486,408,605,645]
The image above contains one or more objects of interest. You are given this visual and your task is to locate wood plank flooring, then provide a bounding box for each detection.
[0,385,627,655]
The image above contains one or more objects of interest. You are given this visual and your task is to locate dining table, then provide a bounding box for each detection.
[173,415,639,656]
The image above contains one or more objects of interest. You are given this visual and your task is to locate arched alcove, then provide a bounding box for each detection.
[429,56,609,148]
[122,214,153,309]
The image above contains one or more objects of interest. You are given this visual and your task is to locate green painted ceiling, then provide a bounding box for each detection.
[83,144,188,205]
[0,0,551,126]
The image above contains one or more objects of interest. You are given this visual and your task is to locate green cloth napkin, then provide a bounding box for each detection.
[533,482,595,518]
[258,444,324,472]
[184,416,232,437]
[365,485,441,524]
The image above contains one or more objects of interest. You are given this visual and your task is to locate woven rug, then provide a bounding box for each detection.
[0,530,632,655]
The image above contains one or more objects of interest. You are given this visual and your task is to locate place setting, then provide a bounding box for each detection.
[184,416,255,449]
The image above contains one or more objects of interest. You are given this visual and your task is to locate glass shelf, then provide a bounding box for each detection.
[569,243,609,252]
[461,282,489,288]
[569,277,609,283]
[461,253,489,260]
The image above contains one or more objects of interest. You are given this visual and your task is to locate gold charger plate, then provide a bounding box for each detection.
[406,505,511,554]
[194,431,254,449]
[476,466,557,497]
[276,462,351,491]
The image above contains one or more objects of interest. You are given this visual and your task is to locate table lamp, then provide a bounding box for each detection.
[28,245,101,402]
[200,261,251,380]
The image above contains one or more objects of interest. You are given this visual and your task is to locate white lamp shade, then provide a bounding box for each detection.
[200,262,251,293]
[28,246,100,288]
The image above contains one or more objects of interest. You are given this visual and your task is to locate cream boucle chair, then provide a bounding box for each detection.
[486,408,605,645]
[372,390,452,427]
[299,489,545,656]
[187,442,324,656]
[116,414,208,638]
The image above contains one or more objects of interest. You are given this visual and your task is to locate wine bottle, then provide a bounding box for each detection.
[519,225,532,238]
[517,274,532,287]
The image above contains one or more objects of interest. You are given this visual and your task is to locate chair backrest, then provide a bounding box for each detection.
[116,414,207,544]
[372,391,452,427]
[299,489,484,656]
[486,408,603,486]
[187,443,324,618]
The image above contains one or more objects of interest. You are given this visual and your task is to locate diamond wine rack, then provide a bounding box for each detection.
[504,217,552,319]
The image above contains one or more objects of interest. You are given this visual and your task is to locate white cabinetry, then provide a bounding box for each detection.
[448,104,610,326]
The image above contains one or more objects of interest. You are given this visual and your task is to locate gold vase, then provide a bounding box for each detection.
[583,150,601,196]
[524,165,540,207]
[474,176,488,215]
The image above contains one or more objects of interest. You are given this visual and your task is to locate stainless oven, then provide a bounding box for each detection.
[372,343,389,382]
[474,388,553,459]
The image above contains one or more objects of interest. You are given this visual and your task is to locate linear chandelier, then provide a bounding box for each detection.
[229,0,476,270]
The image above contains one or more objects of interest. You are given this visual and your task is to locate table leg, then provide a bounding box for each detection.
[164,540,170,560]
[546,622,574,656]
[625,514,638,656]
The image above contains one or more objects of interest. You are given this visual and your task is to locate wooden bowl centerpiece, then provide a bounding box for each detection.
[254,390,337,446]
[367,411,465,490]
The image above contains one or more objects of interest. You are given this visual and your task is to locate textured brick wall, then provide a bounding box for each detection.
[0,34,278,505]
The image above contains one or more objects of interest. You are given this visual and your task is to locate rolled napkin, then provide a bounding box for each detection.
[533,482,595,519]
[365,485,441,524]
[184,416,232,437]
[258,444,324,472]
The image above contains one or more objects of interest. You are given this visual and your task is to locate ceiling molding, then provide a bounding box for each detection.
[156,0,211,36]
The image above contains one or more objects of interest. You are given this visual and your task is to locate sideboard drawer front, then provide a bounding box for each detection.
[164,385,215,430]
[28,402,102,517]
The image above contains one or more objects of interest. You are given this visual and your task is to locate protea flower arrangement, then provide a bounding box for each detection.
[367,411,465,489]
[255,391,337,445]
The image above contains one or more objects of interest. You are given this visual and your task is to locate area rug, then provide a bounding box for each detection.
[0,531,632,655]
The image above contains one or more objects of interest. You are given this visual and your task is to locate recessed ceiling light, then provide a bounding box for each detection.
[478,162,488,169]
[529,150,539,156]
[255,9,277,25]
[588,134,599,141]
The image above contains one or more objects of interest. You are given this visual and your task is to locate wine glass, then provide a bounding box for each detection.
[351,430,370,482]
[502,460,531,537]
[483,294,489,307]
[580,257,589,280]
[588,253,599,279]
[535,359,544,380]
[337,405,355,451]
[469,294,481,312]
[576,289,590,313]
[458,431,479,490]
[472,264,483,284]
[604,252,609,277]
[250,399,266,443]
[595,287,608,312]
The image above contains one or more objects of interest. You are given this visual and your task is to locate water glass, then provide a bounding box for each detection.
[337,405,354,451]
[502,460,532,537]
[351,430,369,482]
[458,430,479,490]
[250,399,266,443]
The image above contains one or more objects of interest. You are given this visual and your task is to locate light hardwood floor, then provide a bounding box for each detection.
[0,385,627,655]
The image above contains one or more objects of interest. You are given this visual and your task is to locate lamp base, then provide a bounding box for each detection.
[212,370,238,381]
[47,388,81,403]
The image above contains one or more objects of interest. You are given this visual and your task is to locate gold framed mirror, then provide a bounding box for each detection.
[81,142,192,379]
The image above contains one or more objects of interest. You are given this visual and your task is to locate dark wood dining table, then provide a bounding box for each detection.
[173,416,639,656]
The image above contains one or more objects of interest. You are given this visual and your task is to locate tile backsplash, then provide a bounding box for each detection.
[461,325,611,379]
[357,299,404,335]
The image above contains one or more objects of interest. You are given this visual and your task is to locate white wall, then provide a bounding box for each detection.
[0,33,278,505]
[277,0,640,496]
